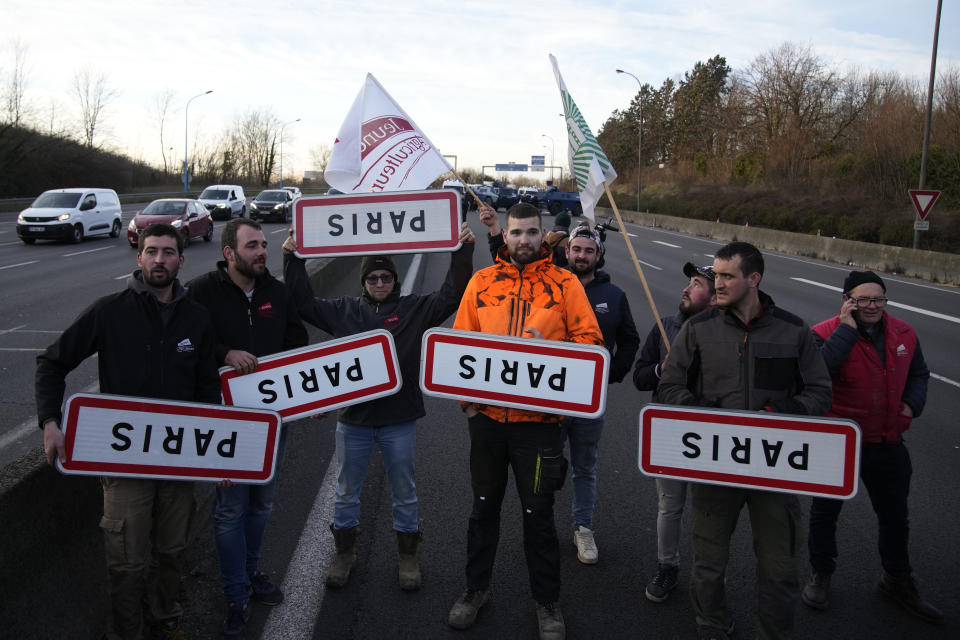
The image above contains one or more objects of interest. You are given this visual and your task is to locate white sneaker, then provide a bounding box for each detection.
[573,526,598,564]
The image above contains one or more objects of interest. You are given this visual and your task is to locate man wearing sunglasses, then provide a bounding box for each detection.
[802,270,940,624]
[282,222,474,593]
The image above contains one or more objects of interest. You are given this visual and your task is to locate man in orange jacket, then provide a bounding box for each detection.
[447,202,603,640]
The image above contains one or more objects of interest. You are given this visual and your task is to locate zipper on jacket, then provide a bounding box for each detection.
[740,331,749,409]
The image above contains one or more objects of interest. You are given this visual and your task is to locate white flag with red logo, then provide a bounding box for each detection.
[325,74,453,193]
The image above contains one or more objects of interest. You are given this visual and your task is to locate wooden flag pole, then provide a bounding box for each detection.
[447,171,484,208]
[601,181,671,351]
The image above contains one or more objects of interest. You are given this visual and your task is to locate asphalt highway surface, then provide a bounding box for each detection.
[1,205,957,638]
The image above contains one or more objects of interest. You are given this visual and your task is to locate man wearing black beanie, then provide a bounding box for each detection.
[802,270,941,624]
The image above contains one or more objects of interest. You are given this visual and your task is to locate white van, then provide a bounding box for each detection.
[198,184,247,220]
[16,188,122,244]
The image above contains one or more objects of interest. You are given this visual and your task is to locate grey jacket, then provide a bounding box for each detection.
[658,291,832,416]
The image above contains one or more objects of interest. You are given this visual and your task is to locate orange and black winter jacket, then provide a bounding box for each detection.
[453,244,603,423]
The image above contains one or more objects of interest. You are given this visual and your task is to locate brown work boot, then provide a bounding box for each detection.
[396,529,423,591]
[325,524,359,588]
[877,570,943,624]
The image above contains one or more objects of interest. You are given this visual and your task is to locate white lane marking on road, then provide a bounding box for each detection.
[0,324,27,336]
[115,273,130,280]
[932,373,960,389]
[0,241,25,247]
[0,260,38,271]
[652,240,681,248]
[704,254,714,258]
[400,254,423,296]
[791,278,960,325]
[271,228,288,234]
[261,454,337,640]
[626,232,638,237]
[63,246,113,257]
[637,259,663,271]
[0,380,99,451]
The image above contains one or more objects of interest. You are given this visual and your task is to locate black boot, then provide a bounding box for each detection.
[326,524,359,588]
[877,570,943,624]
[396,530,423,591]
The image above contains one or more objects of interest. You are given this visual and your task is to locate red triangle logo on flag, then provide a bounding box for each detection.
[908,189,940,221]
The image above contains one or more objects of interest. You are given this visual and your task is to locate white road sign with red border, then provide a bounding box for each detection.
[420,328,609,418]
[220,330,401,421]
[638,404,861,499]
[293,189,461,257]
[56,393,282,484]
[908,189,941,221]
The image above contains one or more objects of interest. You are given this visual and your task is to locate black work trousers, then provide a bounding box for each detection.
[464,412,568,604]
[808,440,912,575]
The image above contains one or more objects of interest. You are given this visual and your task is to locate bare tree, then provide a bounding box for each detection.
[227,109,280,185]
[149,89,176,172]
[308,143,332,174]
[72,68,118,147]
[3,39,31,126]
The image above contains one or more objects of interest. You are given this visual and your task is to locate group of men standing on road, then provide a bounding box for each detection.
[35,198,941,640]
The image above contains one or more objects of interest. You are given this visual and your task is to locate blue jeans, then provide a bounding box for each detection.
[214,426,287,604]
[561,414,605,529]
[333,420,418,533]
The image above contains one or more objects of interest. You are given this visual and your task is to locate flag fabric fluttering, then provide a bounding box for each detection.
[325,74,453,194]
[549,54,617,221]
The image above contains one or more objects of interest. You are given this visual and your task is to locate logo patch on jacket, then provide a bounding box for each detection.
[258,302,274,318]
[383,314,400,330]
[896,343,908,357]
[176,338,194,353]
[594,302,609,315]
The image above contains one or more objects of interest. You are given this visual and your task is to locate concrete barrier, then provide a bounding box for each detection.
[0,254,357,636]
[599,208,960,286]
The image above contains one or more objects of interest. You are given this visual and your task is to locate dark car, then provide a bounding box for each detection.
[249,189,295,223]
[127,199,214,248]
[496,187,520,210]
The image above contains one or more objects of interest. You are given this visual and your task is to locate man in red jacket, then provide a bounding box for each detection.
[802,270,941,624]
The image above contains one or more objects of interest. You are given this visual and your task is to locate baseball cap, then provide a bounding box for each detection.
[683,262,715,280]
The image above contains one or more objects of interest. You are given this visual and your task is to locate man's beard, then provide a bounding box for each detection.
[509,245,539,265]
[235,254,266,280]
[143,265,176,288]
[568,259,595,276]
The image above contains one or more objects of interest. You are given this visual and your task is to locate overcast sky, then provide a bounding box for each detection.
[6,0,959,185]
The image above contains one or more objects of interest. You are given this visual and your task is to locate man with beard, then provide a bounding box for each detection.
[448,203,602,640]
[36,223,221,640]
[282,221,475,594]
[801,271,940,623]
[633,262,716,603]
[478,215,638,565]
[658,242,832,640]
[187,218,308,639]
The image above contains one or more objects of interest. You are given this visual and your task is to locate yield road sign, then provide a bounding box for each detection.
[220,330,401,421]
[908,189,941,220]
[293,189,462,257]
[57,393,282,483]
[638,404,861,499]
[420,328,609,418]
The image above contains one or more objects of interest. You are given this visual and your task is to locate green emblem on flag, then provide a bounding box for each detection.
[559,89,614,192]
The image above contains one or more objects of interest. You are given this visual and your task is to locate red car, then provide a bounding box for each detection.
[127,198,214,248]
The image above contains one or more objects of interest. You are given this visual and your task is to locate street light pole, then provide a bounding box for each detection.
[541,133,554,182]
[279,118,301,188]
[915,0,942,249]
[616,69,642,212]
[183,90,212,193]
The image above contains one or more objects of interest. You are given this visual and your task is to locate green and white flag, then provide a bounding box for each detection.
[549,54,617,222]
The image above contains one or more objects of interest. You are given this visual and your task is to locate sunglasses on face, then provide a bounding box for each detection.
[365,273,395,285]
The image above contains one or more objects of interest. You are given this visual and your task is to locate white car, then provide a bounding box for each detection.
[198,184,247,220]
[281,186,302,199]
[16,188,122,244]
